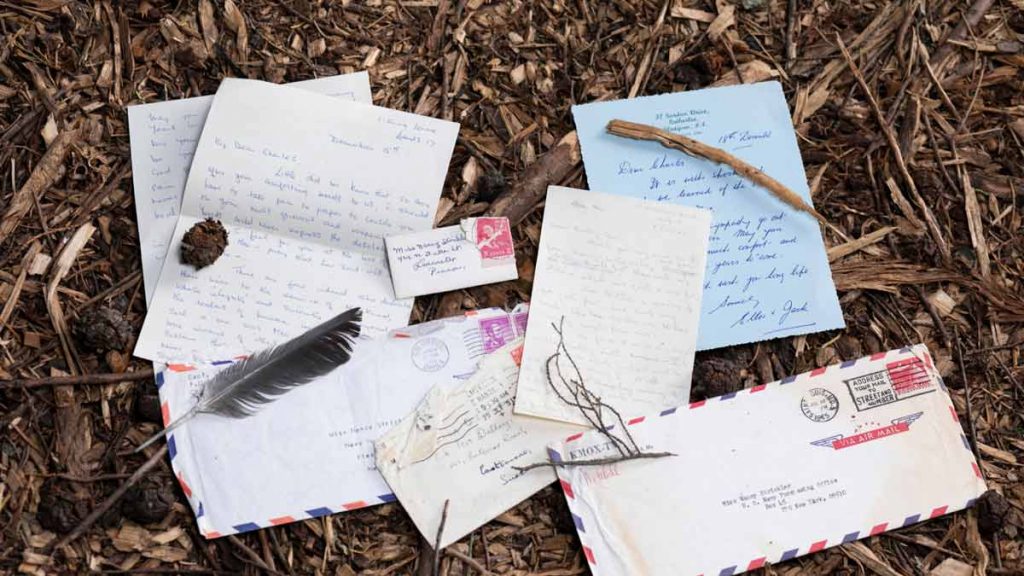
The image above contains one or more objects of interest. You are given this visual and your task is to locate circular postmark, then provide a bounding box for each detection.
[801,388,839,423]
[411,337,449,372]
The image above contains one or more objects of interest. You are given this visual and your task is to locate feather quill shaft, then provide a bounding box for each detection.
[135,307,362,452]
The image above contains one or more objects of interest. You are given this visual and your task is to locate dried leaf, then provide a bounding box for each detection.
[223,0,248,62]
[198,0,219,53]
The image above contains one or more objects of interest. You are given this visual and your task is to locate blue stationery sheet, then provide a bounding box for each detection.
[572,81,844,350]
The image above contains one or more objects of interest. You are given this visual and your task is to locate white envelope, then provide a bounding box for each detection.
[385,217,518,299]
[156,307,527,538]
[375,341,581,548]
[550,344,986,576]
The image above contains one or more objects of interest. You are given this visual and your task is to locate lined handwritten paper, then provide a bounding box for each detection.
[513,186,710,425]
[127,72,371,301]
[375,342,579,548]
[134,79,458,361]
[572,81,844,350]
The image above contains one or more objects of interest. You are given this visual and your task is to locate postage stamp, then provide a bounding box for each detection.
[474,217,514,266]
[800,387,839,423]
[479,315,514,354]
[512,310,529,337]
[411,337,450,372]
[845,356,934,411]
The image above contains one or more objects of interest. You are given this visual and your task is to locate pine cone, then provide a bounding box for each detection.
[181,218,228,269]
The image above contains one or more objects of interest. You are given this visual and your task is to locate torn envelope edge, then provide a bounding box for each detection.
[384,216,518,299]
[154,306,527,539]
[548,344,986,574]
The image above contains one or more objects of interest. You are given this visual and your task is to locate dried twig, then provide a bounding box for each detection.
[0,367,154,391]
[433,499,450,576]
[606,119,827,225]
[515,317,675,471]
[514,451,676,473]
[485,131,581,225]
[954,328,984,478]
[784,0,798,67]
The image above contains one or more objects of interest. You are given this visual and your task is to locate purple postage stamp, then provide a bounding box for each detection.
[512,311,529,337]
[479,315,514,354]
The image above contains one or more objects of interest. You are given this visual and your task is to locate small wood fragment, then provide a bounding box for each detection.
[827,226,897,262]
[606,119,827,224]
[0,129,78,243]
[486,131,580,225]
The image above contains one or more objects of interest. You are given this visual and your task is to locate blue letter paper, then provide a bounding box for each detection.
[572,81,844,349]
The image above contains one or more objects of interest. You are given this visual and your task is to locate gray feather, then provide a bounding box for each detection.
[134,307,361,452]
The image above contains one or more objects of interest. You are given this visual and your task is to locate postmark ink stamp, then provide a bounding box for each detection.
[411,337,449,372]
[845,356,934,411]
[801,387,839,422]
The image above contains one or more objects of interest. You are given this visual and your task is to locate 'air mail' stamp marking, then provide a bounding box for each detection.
[801,388,839,422]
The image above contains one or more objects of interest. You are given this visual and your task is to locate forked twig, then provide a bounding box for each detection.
[515,316,674,471]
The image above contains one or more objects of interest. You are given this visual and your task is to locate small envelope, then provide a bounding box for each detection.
[385,217,518,299]
[157,306,528,538]
[550,345,986,576]
[375,341,580,547]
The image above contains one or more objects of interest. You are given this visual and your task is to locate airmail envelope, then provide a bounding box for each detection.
[550,344,986,576]
[156,306,527,538]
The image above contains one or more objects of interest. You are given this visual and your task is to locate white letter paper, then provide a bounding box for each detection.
[134,79,459,361]
[127,72,372,302]
[513,186,711,425]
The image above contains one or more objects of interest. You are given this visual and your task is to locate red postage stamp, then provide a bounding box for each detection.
[474,217,514,265]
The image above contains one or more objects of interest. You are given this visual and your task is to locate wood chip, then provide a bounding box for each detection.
[0,129,78,243]
[827,226,897,262]
[929,558,974,576]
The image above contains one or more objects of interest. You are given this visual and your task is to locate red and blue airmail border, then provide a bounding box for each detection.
[549,345,985,575]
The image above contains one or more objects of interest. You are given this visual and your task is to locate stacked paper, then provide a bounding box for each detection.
[127,76,981,568]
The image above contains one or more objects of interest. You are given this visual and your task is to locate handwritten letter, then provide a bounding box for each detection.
[134,79,458,361]
[571,81,844,350]
[513,186,711,425]
[375,343,578,547]
[127,72,372,302]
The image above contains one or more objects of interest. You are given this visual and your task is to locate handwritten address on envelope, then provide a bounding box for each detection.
[572,81,844,350]
[385,217,518,299]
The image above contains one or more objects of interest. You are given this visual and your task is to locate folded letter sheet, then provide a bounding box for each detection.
[550,345,986,576]
[127,72,372,303]
[135,79,459,361]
